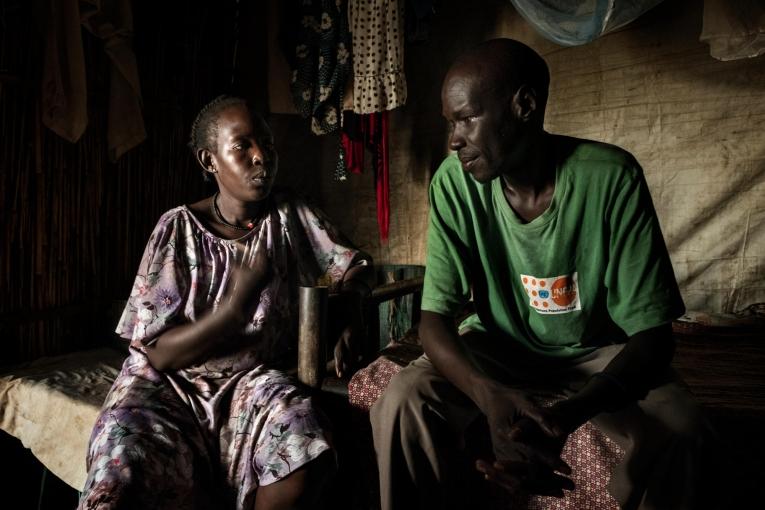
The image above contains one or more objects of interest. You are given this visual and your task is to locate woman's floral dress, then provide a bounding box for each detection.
[78,192,370,509]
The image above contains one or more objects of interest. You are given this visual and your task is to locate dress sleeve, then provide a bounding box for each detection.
[604,163,685,336]
[115,212,189,349]
[293,200,371,291]
[421,165,473,317]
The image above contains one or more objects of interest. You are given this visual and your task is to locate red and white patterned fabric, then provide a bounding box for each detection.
[349,343,623,510]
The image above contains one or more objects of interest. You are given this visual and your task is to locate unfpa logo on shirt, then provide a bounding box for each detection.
[521,273,581,314]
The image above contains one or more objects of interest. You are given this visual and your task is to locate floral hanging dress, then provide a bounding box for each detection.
[78,192,370,509]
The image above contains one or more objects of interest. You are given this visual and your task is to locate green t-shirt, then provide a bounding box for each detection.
[422,137,684,362]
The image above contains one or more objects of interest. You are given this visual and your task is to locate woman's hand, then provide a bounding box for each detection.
[226,240,271,321]
[333,293,364,378]
[144,240,270,372]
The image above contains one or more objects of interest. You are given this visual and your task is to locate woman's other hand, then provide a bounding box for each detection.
[333,292,364,378]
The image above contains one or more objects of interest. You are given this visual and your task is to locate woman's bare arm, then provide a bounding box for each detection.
[144,241,269,371]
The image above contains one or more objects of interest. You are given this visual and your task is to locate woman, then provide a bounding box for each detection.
[79,95,373,510]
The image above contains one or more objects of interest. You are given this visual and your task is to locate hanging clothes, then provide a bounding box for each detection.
[41,0,89,145]
[336,111,365,179]
[41,0,146,161]
[373,111,390,243]
[324,1,406,241]
[700,0,765,61]
[348,0,407,114]
[336,1,406,242]
[82,0,146,161]
[282,0,351,135]
[336,111,390,242]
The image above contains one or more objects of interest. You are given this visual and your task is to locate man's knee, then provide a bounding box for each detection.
[648,383,710,441]
[370,365,431,431]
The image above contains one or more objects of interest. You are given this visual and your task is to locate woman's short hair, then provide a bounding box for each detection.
[188,95,248,181]
[189,95,248,154]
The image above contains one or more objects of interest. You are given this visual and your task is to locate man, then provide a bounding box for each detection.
[371,39,716,510]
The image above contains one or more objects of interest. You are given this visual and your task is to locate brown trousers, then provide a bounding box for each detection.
[370,343,719,510]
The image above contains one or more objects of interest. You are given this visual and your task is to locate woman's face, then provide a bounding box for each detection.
[209,104,278,203]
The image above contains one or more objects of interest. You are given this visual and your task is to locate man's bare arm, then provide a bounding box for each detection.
[419,311,569,469]
[550,323,675,433]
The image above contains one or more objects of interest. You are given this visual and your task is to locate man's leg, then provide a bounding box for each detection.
[370,355,482,510]
[557,345,719,510]
[590,376,719,510]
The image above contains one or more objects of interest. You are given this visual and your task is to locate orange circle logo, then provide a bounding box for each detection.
[551,276,576,307]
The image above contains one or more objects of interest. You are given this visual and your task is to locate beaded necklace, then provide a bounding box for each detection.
[212,192,257,231]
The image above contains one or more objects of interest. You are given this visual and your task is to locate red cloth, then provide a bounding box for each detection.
[370,112,389,242]
[340,113,365,175]
[339,111,390,241]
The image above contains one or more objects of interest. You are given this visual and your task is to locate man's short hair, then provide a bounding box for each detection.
[455,38,550,111]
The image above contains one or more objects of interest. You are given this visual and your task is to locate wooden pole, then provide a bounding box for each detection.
[298,286,327,388]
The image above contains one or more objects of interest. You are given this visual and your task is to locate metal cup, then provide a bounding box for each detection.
[298,286,328,388]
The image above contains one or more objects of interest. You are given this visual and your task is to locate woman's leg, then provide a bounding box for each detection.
[254,450,335,510]
[78,358,213,510]
[78,406,212,510]
[227,369,335,510]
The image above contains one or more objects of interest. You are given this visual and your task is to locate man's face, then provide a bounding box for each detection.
[441,67,523,183]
